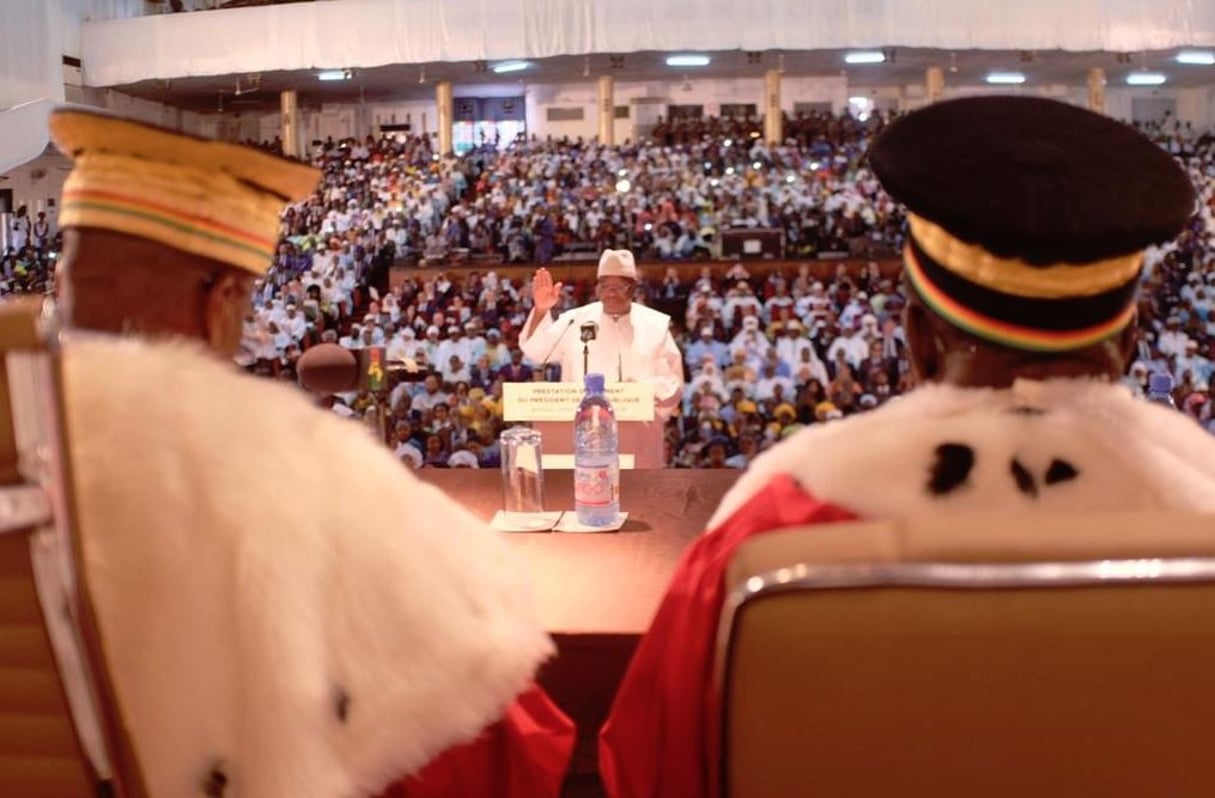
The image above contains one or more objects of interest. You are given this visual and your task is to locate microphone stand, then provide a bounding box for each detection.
[539,316,575,382]
[579,321,597,380]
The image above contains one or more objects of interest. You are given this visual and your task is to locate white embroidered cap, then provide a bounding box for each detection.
[597,249,637,280]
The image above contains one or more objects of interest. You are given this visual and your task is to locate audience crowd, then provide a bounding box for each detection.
[5,111,1214,467]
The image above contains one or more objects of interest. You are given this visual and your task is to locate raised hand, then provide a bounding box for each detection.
[531,267,563,314]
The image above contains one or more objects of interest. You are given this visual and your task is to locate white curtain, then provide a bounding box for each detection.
[0,0,64,173]
[80,0,1215,87]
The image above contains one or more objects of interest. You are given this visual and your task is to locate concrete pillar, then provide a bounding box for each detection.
[763,69,782,145]
[597,75,615,146]
[355,88,370,141]
[1088,67,1106,115]
[280,89,300,157]
[926,67,945,104]
[435,80,454,155]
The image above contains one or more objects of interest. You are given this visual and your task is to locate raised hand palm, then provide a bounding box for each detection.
[532,269,563,311]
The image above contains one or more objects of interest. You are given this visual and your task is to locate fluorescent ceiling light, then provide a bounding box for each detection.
[493,61,530,74]
[844,51,885,65]
[985,71,1026,84]
[1176,50,1215,65]
[666,54,711,67]
[1126,71,1167,85]
[317,69,351,81]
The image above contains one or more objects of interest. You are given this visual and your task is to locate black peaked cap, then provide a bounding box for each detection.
[868,96,1195,265]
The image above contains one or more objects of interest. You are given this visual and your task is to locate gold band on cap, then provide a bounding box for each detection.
[60,152,283,275]
[907,213,1142,299]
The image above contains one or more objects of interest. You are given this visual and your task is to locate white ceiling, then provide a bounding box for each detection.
[113,46,1215,114]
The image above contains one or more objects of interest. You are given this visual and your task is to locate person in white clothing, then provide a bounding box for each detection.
[773,320,810,369]
[520,250,682,401]
[386,327,417,362]
[1157,316,1191,360]
[826,325,870,370]
[483,329,511,370]
[436,325,472,370]
[279,303,308,342]
[519,249,683,467]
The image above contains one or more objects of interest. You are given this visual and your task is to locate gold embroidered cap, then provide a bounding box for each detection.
[49,107,319,275]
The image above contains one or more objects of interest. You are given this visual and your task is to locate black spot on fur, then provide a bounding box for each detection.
[201,763,227,797]
[334,686,351,724]
[1010,458,1038,498]
[927,444,975,496]
[1045,458,1079,486]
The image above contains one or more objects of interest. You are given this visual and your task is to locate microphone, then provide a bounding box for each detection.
[580,321,598,343]
[299,343,425,447]
[538,317,575,377]
[298,343,359,394]
[298,343,425,395]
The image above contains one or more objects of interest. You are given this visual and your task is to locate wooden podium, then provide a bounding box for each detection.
[503,382,664,469]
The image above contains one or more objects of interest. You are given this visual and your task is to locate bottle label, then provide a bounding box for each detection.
[574,461,619,508]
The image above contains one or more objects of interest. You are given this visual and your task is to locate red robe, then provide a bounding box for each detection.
[599,474,856,798]
[383,686,576,798]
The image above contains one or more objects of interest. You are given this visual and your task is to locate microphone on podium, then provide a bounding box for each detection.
[297,342,359,394]
[298,344,426,394]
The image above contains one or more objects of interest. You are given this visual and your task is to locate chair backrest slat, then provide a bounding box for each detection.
[0,299,145,797]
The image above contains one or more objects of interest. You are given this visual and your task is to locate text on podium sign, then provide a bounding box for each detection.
[503,381,655,422]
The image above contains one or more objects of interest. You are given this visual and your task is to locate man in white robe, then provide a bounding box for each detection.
[519,250,683,467]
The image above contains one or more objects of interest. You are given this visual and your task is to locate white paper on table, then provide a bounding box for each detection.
[490,510,562,533]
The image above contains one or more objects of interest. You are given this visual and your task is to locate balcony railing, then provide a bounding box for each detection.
[83,0,320,22]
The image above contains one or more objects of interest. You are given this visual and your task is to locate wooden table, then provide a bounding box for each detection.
[417,468,740,795]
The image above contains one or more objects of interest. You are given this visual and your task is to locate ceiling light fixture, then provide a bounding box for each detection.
[985,71,1026,84]
[844,51,885,65]
[1176,50,1215,66]
[666,54,711,67]
[493,61,530,74]
[317,69,352,81]
[1126,71,1167,85]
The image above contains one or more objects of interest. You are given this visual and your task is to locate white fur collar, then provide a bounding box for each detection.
[711,379,1215,528]
[64,336,552,797]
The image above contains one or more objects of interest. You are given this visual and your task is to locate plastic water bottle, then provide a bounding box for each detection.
[574,373,620,527]
[1146,372,1177,409]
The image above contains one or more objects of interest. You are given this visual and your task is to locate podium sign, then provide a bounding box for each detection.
[503,382,655,422]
